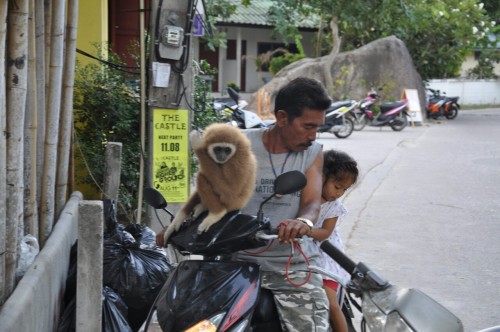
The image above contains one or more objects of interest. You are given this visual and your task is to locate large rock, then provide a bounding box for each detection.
[248,36,426,119]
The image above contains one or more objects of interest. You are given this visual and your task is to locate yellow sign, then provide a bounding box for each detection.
[152,109,189,202]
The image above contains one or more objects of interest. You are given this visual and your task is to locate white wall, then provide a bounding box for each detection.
[427,79,500,105]
[219,26,317,93]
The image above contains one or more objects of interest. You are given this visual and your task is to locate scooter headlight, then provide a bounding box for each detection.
[362,287,414,332]
[385,311,414,332]
[184,312,225,332]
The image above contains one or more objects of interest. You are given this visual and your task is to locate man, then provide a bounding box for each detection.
[237,77,332,331]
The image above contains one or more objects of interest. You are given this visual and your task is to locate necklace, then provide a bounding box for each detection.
[268,151,292,198]
[268,151,292,178]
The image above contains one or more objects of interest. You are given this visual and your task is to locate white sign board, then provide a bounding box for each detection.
[402,88,423,125]
[152,62,171,88]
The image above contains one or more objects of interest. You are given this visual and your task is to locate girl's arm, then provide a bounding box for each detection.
[309,216,338,241]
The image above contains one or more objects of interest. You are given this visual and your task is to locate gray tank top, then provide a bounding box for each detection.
[236,128,322,272]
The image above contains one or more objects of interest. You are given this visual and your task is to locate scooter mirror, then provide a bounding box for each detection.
[227,87,239,104]
[274,170,307,196]
[144,187,168,209]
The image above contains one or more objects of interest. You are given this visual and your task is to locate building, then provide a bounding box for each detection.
[195,0,319,93]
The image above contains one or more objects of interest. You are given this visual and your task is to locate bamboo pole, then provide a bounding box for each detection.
[55,0,79,217]
[39,0,66,246]
[24,0,39,239]
[35,0,46,213]
[0,0,8,305]
[5,0,29,298]
[137,0,147,224]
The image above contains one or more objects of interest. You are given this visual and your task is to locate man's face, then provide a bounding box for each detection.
[278,108,325,152]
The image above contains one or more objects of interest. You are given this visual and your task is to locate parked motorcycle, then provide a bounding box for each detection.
[214,87,273,129]
[315,241,464,332]
[352,89,410,131]
[426,88,460,120]
[318,100,357,138]
[140,171,307,332]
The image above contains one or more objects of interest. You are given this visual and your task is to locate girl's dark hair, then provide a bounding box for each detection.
[323,149,359,183]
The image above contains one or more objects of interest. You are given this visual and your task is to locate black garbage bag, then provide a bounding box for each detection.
[57,285,134,332]
[125,223,156,247]
[103,199,173,331]
[103,286,133,332]
[57,296,76,332]
[57,243,78,332]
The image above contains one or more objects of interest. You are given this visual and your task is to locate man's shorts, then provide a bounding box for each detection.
[261,270,330,332]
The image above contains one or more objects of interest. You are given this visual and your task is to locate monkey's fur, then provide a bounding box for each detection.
[163,123,257,244]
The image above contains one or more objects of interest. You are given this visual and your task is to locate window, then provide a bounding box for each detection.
[227,39,236,60]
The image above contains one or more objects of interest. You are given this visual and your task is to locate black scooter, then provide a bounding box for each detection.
[141,171,307,332]
[213,87,273,129]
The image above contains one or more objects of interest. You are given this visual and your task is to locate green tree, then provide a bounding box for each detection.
[265,0,497,79]
[201,0,251,51]
[73,47,141,222]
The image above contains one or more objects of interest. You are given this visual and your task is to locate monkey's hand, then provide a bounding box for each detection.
[197,209,227,234]
[163,211,188,245]
[189,130,204,150]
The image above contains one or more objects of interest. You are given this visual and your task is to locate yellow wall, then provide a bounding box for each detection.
[74,0,109,200]
[76,0,108,65]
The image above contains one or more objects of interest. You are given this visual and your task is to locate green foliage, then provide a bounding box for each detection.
[466,49,499,79]
[269,52,305,75]
[227,81,240,92]
[266,0,498,80]
[328,65,351,100]
[191,60,225,175]
[200,0,249,51]
[268,35,305,75]
[192,59,223,131]
[73,45,141,222]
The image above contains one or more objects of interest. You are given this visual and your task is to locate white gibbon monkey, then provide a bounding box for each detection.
[162,123,257,244]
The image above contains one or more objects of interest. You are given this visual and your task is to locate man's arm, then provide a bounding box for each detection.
[278,149,323,243]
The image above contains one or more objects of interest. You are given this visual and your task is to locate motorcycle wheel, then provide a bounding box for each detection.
[334,117,354,138]
[390,114,407,131]
[352,113,368,131]
[445,105,458,119]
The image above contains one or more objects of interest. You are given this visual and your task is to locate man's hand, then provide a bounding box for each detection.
[278,219,311,243]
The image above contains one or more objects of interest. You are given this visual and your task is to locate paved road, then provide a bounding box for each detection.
[317,109,500,332]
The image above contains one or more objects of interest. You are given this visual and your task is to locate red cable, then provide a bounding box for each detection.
[285,242,312,287]
[244,221,313,287]
[242,239,274,254]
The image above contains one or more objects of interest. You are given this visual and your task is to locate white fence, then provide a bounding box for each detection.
[426,79,500,106]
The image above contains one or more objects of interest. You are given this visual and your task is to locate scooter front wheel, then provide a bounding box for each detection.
[445,105,458,119]
[352,113,368,131]
[334,117,354,138]
[390,114,407,131]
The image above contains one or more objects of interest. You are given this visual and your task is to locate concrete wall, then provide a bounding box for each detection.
[0,192,83,332]
[426,79,500,106]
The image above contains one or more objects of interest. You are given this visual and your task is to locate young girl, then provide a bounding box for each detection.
[308,149,359,332]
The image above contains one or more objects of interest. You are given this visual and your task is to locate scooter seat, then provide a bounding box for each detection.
[379,100,407,113]
[327,100,354,111]
[445,96,459,102]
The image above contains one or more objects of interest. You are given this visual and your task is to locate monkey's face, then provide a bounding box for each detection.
[208,143,236,164]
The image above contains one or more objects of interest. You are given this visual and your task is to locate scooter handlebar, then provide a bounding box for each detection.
[320,241,356,275]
